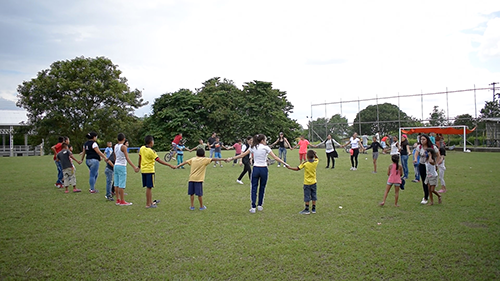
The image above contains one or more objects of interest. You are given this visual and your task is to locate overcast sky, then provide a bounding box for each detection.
[1,0,499,127]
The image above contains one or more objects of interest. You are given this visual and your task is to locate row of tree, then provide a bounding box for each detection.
[15,56,497,152]
[16,56,300,152]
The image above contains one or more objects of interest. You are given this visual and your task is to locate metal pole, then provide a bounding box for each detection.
[9,126,13,157]
[358,97,361,134]
[376,94,380,134]
[421,90,424,122]
[446,87,449,125]
[398,92,401,132]
[474,84,477,147]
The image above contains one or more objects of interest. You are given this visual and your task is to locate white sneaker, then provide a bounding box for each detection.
[350,167,354,170]
[213,164,216,168]
[249,208,256,213]
[353,167,357,171]
[420,198,428,204]
[257,206,263,211]
[220,164,223,167]
[236,179,244,185]
[277,164,280,167]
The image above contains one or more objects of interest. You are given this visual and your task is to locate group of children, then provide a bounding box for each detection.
[53,130,448,214]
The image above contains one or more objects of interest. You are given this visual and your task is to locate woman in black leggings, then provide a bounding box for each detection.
[236,137,252,185]
[313,134,341,169]
[342,132,364,171]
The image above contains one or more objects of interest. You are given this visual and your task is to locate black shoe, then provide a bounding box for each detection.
[325,166,329,169]
[331,167,335,169]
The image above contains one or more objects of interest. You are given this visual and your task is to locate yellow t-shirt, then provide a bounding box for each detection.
[186,157,213,182]
[298,158,319,185]
[139,146,158,173]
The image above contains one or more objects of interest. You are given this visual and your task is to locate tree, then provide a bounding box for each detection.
[143,88,208,151]
[479,101,500,119]
[145,78,301,149]
[352,103,417,136]
[16,56,146,151]
[309,114,349,142]
[238,80,301,143]
[428,105,448,126]
[453,113,475,129]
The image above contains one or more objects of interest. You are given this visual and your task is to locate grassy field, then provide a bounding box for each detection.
[0,149,499,280]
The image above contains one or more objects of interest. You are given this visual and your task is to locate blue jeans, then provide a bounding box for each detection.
[55,160,63,185]
[105,167,113,197]
[251,166,269,208]
[86,158,100,191]
[401,154,409,179]
[176,154,184,166]
[413,163,420,181]
[210,148,215,158]
[278,147,287,162]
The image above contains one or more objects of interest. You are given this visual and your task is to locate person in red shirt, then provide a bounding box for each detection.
[51,136,65,188]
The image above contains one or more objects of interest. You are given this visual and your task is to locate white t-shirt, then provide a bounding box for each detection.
[390,142,400,155]
[250,144,271,167]
[114,143,127,166]
[350,137,360,149]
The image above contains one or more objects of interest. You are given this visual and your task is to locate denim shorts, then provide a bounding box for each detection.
[303,183,317,202]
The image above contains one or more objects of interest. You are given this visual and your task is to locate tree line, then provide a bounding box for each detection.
[16,56,497,152]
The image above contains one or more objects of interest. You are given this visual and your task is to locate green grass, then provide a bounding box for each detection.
[0,149,499,280]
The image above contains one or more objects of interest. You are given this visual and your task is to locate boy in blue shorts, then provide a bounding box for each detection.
[176,148,227,210]
[287,150,319,214]
[138,135,176,208]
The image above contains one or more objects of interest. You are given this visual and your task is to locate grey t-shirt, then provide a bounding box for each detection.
[57,149,73,169]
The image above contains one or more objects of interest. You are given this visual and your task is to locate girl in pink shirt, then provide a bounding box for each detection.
[293,135,310,163]
[380,154,403,207]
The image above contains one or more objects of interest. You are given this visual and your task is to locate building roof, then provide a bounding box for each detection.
[0,110,28,126]
[482,117,500,122]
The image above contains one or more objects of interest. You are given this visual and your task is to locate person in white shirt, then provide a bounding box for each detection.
[313,134,341,169]
[342,132,364,171]
[231,134,288,213]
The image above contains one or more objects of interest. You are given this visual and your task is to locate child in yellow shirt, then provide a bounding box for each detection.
[176,148,227,210]
[138,135,176,209]
[287,150,319,214]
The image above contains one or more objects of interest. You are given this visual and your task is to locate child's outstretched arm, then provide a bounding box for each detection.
[157,158,177,169]
[70,154,82,165]
[229,149,250,161]
[287,165,300,171]
[211,158,228,163]
[176,161,188,169]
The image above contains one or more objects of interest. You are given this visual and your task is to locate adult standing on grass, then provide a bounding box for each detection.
[81,132,108,193]
[207,132,217,158]
[400,134,411,179]
[312,134,340,169]
[236,136,253,185]
[413,134,440,205]
[230,134,289,213]
[342,132,364,171]
[270,132,292,167]
[51,136,65,188]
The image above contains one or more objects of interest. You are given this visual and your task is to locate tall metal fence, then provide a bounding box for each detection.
[308,85,500,146]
